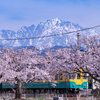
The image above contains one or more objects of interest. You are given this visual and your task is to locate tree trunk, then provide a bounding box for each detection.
[15,82,22,99]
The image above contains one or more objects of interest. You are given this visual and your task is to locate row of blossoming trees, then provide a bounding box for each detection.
[0,35,100,99]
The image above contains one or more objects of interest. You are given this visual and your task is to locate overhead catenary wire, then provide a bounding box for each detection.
[0,25,100,41]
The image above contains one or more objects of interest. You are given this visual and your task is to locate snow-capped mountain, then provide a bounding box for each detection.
[0,18,100,49]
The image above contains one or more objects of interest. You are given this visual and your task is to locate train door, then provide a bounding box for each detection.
[88,77,93,89]
[76,73,83,85]
[68,73,76,89]
[65,74,69,88]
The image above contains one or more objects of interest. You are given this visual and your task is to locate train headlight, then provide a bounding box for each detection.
[83,84,86,87]
[72,84,75,87]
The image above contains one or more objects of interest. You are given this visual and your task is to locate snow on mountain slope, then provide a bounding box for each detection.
[0,18,100,49]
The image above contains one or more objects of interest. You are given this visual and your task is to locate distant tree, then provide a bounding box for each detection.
[0,47,52,99]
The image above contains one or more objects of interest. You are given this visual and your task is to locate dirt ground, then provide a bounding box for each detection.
[66,97,97,100]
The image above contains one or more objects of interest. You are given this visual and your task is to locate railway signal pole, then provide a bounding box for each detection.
[77,33,80,50]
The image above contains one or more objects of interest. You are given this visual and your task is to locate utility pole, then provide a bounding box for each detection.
[77,33,80,50]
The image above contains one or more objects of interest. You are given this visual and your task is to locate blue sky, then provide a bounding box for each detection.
[0,0,100,32]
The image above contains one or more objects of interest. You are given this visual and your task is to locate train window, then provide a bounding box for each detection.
[83,73,87,79]
[65,75,68,80]
[55,74,58,80]
[77,73,80,79]
[38,79,41,81]
[69,73,75,79]
[59,73,63,80]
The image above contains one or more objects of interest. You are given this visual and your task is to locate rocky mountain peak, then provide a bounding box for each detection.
[0,18,99,49]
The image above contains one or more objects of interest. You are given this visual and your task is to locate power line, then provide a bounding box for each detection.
[0,24,100,41]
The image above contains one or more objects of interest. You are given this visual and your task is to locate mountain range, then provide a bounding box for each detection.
[0,18,100,50]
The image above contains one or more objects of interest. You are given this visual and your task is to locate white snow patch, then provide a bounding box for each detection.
[13,40,21,47]
[66,39,68,44]
[2,40,10,45]
[52,18,61,25]
[29,39,32,46]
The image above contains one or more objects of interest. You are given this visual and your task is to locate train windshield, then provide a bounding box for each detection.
[69,73,76,79]
[77,73,80,79]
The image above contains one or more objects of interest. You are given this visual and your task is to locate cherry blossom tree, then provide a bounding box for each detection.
[0,47,53,99]
[0,35,100,99]
[44,35,100,82]
[44,47,76,76]
[79,35,100,82]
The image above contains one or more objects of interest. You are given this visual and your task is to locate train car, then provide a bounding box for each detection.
[0,72,88,93]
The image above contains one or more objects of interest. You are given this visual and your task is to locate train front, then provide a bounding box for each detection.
[68,73,88,89]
